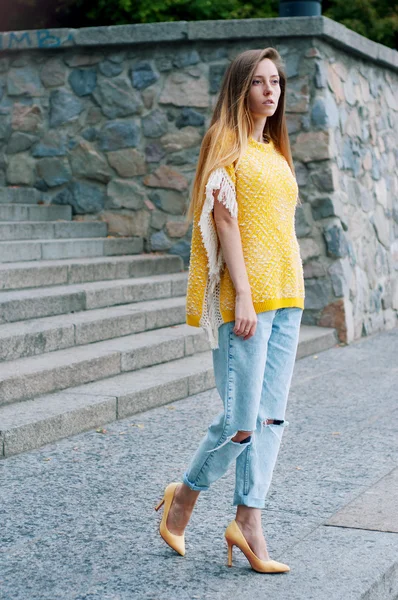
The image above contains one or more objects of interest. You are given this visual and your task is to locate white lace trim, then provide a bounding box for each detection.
[198,167,238,349]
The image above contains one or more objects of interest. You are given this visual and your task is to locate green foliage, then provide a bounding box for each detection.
[323,0,398,49]
[64,0,278,26]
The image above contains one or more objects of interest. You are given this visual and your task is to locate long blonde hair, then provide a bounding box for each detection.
[186,47,297,222]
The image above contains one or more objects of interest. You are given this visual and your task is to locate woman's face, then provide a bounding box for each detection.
[248,58,281,119]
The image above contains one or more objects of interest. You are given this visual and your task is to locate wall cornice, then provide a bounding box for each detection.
[0,16,397,71]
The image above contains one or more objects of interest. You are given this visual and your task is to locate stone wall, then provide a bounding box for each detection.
[0,16,397,341]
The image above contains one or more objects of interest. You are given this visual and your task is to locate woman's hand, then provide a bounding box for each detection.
[233,291,257,340]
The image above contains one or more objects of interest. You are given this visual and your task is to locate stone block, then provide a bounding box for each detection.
[53,182,106,214]
[160,126,202,152]
[99,60,123,77]
[149,189,187,215]
[303,277,333,310]
[107,179,146,210]
[6,153,36,185]
[209,63,227,94]
[100,210,150,238]
[159,72,210,107]
[7,67,44,97]
[93,77,143,119]
[32,131,67,157]
[98,120,140,151]
[107,148,146,177]
[170,239,191,266]
[70,141,111,183]
[130,61,159,90]
[323,224,349,258]
[11,103,43,133]
[144,165,189,191]
[37,157,72,187]
[150,230,173,251]
[40,58,68,87]
[175,108,205,129]
[298,237,322,261]
[6,132,38,154]
[292,131,331,162]
[68,68,97,96]
[49,89,84,127]
[165,220,190,238]
[142,109,168,138]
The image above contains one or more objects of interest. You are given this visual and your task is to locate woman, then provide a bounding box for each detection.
[155,47,305,574]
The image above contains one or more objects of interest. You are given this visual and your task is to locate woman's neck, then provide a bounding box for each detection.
[251,118,268,143]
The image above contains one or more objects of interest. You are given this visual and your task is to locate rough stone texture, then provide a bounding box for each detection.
[107,148,146,177]
[107,179,146,210]
[11,103,42,132]
[98,120,140,151]
[49,89,84,127]
[159,72,210,107]
[37,157,72,188]
[70,141,111,183]
[6,153,36,185]
[53,181,106,214]
[68,68,97,97]
[92,77,143,119]
[144,165,188,191]
[0,21,396,343]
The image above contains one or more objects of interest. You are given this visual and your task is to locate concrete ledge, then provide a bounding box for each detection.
[0,16,397,71]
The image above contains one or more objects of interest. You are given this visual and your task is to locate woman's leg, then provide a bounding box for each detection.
[183,312,275,491]
[166,313,275,534]
[233,307,303,558]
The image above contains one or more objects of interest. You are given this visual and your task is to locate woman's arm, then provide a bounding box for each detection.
[213,190,257,340]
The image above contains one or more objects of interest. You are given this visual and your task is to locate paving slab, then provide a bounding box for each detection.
[326,466,398,533]
[0,328,397,599]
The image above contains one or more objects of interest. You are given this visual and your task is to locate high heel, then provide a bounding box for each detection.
[224,520,290,573]
[155,482,185,556]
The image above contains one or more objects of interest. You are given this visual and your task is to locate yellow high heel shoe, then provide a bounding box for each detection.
[225,520,290,573]
[155,482,185,556]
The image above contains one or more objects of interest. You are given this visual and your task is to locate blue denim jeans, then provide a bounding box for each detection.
[183,307,303,508]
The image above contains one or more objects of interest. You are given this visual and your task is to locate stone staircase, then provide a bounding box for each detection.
[0,187,339,459]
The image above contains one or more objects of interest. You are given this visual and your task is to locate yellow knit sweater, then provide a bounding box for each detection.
[186,136,305,348]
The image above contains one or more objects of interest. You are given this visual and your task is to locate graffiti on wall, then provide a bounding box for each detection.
[0,30,75,51]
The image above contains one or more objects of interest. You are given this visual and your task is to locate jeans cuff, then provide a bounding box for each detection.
[182,472,210,492]
[233,492,265,509]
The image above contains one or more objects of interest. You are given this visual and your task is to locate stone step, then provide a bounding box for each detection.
[0,221,108,241]
[0,187,42,205]
[0,236,143,262]
[0,323,210,407]
[0,253,183,291]
[0,324,338,458]
[0,271,188,323]
[0,351,214,458]
[0,295,187,361]
[0,203,72,221]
